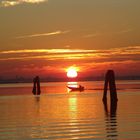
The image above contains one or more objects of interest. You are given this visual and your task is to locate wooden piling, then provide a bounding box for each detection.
[102,70,118,103]
[36,76,41,95]
[32,76,41,95]
[103,97,117,117]
[32,77,36,95]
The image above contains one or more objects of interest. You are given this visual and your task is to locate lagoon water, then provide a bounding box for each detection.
[0,80,140,139]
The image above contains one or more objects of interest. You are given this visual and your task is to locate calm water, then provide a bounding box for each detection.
[0,80,140,140]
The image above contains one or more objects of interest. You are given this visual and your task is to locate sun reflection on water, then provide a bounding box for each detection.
[67,82,79,93]
[68,96,81,139]
[69,97,78,119]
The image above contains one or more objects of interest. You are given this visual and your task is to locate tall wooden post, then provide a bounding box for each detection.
[36,76,41,95]
[32,76,41,95]
[102,70,118,103]
[32,77,36,95]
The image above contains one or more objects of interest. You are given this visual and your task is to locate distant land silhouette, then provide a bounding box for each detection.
[0,75,140,84]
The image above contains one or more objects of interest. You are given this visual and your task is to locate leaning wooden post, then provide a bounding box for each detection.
[102,70,118,103]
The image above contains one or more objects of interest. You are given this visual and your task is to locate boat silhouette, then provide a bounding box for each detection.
[67,85,84,91]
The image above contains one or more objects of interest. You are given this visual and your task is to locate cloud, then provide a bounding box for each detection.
[82,28,133,39]
[83,33,100,38]
[0,46,140,62]
[116,29,133,34]
[0,46,140,77]
[0,49,96,54]
[0,0,48,7]
[15,30,70,39]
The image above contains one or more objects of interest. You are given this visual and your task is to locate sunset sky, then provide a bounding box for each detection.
[0,0,140,79]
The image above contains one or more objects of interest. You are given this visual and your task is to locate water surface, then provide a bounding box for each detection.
[0,80,140,139]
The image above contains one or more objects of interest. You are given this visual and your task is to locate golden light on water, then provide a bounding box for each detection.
[69,97,78,119]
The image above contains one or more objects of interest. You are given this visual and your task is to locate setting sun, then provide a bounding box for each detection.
[67,67,78,78]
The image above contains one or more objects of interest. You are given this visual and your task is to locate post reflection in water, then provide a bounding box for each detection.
[103,100,118,140]
[34,96,41,118]
[35,96,40,102]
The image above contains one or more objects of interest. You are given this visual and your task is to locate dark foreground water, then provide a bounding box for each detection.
[0,80,140,139]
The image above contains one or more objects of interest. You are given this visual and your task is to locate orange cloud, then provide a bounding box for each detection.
[0,46,140,78]
[0,46,140,62]
[15,30,70,39]
[0,0,48,7]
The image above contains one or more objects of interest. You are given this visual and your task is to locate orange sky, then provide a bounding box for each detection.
[0,0,140,79]
[0,47,140,78]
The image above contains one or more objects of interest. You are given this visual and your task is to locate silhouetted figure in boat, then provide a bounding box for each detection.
[67,84,84,92]
[32,76,41,95]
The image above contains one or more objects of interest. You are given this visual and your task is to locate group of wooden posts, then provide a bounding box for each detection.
[103,70,118,102]
[102,70,118,116]
[32,70,118,104]
[32,76,41,95]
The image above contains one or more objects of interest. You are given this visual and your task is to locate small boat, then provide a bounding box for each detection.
[67,85,84,91]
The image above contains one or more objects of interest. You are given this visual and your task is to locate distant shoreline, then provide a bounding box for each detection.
[0,78,140,84]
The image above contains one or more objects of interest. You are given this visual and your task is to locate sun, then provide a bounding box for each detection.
[67,67,78,78]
